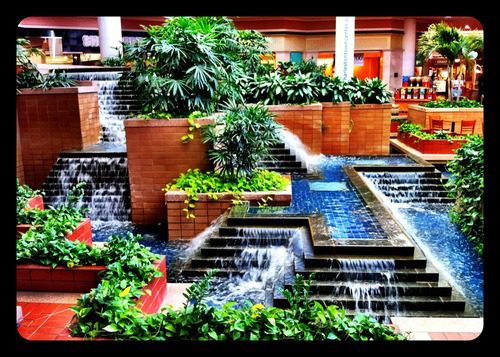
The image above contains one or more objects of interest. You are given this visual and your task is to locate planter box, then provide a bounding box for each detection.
[165,177,292,240]
[349,103,392,155]
[16,84,101,189]
[397,132,467,154]
[407,105,483,135]
[16,263,105,292]
[137,256,167,314]
[125,117,214,225]
[321,102,351,154]
[267,104,323,154]
[16,256,167,314]
[16,218,93,246]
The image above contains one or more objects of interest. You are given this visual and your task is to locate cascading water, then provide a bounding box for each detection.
[201,227,307,307]
[336,258,399,322]
[42,156,131,221]
[65,71,141,143]
[278,128,325,173]
[362,171,453,204]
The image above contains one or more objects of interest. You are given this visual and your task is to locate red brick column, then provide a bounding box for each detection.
[125,118,213,225]
[349,103,392,155]
[267,104,323,154]
[16,114,25,184]
[321,102,351,154]
[16,86,101,189]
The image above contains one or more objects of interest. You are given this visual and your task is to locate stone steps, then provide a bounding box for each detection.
[285,280,453,297]
[294,267,439,282]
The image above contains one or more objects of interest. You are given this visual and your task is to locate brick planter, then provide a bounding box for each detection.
[16,218,93,245]
[165,179,292,240]
[267,104,323,154]
[16,84,101,189]
[125,117,214,225]
[17,256,167,314]
[407,105,483,135]
[321,102,351,154]
[349,103,392,155]
[137,256,167,314]
[397,132,467,154]
[16,263,105,292]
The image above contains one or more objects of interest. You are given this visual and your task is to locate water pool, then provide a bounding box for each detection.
[249,155,417,239]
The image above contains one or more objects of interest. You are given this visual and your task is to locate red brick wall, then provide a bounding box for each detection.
[349,104,391,155]
[16,86,101,189]
[78,93,101,146]
[267,104,323,154]
[16,115,25,184]
[321,102,351,154]
[125,118,213,225]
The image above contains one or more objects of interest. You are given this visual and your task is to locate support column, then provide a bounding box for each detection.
[334,17,355,80]
[98,17,123,60]
[402,18,416,77]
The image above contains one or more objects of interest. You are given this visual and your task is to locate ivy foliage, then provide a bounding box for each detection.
[445,135,484,254]
[163,168,288,218]
[69,269,405,341]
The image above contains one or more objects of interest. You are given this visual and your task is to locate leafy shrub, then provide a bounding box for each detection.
[347,77,392,104]
[16,179,43,220]
[163,168,289,218]
[124,16,249,117]
[203,104,282,178]
[421,98,482,108]
[445,135,484,254]
[17,182,89,239]
[397,122,470,141]
[16,38,44,92]
[70,270,405,341]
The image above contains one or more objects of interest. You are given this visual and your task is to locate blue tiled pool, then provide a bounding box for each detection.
[385,203,483,314]
[250,156,416,239]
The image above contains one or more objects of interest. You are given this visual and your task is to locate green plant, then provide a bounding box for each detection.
[347,77,392,104]
[71,268,405,341]
[445,135,484,254]
[417,22,483,102]
[421,98,482,108]
[202,104,282,179]
[16,38,44,92]
[35,70,77,90]
[124,17,247,117]
[137,112,172,120]
[181,111,206,143]
[16,179,44,221]
[163,168,288,218]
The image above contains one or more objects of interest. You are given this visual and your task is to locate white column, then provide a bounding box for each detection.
[98,17,123,60]
[334,17,355,80]
[402,18,416,77]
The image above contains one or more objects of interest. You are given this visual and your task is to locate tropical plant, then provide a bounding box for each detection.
[16,38,44,92]
[445,135,484,254]
[347,77,392,104]
[34,70,77,90]
[124,16,248,117]
[16,179,44,220]
[163,168,288,218]
[417,22,483,102]
[202,104,282,178]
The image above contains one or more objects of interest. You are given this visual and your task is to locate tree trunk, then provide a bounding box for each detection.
[447,63,453,103]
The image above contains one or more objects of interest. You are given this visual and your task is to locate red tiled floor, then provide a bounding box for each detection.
[17,302,75,341]
[429,332,481,341]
